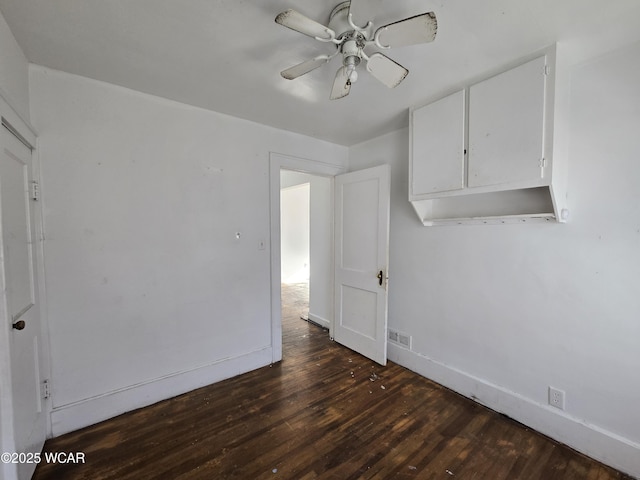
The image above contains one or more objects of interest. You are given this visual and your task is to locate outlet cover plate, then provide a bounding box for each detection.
[548,386,565,410]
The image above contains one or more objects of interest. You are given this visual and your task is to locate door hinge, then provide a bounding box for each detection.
[42,379,50,400]
[30,180,40,201]
[544,65,551,76]
[540,157,547,168]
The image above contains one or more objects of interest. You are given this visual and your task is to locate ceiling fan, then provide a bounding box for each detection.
[275,0,437,100]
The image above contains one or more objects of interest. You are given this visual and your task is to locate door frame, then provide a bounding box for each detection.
[269,152,346,364]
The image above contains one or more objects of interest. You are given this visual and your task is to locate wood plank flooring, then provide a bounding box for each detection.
[33,283,632,479]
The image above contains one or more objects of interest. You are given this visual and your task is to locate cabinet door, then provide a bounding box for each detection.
[468,56,547,188]
[411,90,465,196]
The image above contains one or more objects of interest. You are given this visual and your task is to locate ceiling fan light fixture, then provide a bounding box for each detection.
[343,53,360,84]
[341,35,363,84]
[346,64,358,84]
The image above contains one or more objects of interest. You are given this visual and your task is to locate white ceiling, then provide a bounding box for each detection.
[1,0,640,146]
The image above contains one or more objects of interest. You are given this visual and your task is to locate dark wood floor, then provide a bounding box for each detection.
[33,283,631,479]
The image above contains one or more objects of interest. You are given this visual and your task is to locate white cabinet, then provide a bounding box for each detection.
[409,45,569,226]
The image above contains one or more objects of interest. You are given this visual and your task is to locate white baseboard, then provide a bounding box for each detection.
[307,312,330,329]
[388,344,640,479]
[50,347,273,437]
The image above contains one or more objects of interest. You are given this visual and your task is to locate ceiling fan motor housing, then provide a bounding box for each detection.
[342,36,362,64]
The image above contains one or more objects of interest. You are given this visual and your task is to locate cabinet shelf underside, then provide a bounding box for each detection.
[411,186,557,226]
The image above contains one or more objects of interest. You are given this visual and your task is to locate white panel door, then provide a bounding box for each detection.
[468,55,547,187]
[411,90,466,196]
[0,127,46,480]
[334,165,390,365]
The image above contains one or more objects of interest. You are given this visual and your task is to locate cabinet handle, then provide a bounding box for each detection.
[377,270,384,286]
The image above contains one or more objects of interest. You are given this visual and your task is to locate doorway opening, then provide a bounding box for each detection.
[280,170,331,358]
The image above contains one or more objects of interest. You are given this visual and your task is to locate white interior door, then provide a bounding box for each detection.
[0,126,47,480]
[334,165,390,365]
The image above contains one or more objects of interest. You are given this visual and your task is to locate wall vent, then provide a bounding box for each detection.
[398,333,411,349]
[388,328,411,350]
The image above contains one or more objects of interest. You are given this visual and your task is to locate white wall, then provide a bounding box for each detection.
[348,41,640,477]
[280,182,310,284]
[308,175,332,328]
[0,9,29,121]
[29,65,348,435]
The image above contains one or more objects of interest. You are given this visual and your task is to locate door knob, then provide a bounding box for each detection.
[12,320,26,330]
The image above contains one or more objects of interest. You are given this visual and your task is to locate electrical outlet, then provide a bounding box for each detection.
[548,386,565,410]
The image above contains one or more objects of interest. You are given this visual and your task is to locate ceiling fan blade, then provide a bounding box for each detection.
[375,12,437,48]
[330,67,351,100]
[366,53,409,88]
[281,55,332,80]
[275,9,336,41]
[348,0,383,27]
